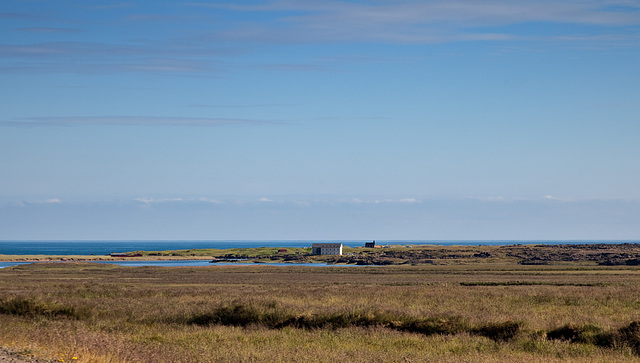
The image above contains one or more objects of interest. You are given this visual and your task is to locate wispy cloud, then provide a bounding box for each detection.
[14,198,62,207]
[4,1,637,78]
[338,197,422,204]
[0,41,238,75]
[398,198,420,203]
[16,27,80,34]
[542,195,577,202]
[549,32,640,50]
[189,103,291,108]
[37,198,61,204]
[250,63,331,72]
[464,196,507,202]
[0,41,242,59]
[83,3,136,11]
[1,116,285,127]
[0,42,142,57]
[131,196,422,206]
[197,198,224,204]
[196,1,640,45]
[135,197,226,205]
[0,12,31,19]
[135,197,184,204]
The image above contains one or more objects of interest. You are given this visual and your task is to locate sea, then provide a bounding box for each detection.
[0,240,639,256]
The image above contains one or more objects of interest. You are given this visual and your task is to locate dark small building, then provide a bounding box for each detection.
[278,249,287,253]
[365,241,376,248]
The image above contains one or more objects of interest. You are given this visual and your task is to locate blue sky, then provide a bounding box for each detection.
[1,0,639,240]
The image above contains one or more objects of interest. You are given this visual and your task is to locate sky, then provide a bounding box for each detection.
[1,0,639,240]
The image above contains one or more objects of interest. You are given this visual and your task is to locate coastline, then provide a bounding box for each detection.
[3,243,640,266]
[0,254,215,262]
[2,240,638,256]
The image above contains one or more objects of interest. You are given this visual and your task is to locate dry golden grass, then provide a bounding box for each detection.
[1,260,640,362]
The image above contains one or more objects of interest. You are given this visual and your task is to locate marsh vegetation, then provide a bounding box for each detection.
[2,245,640,361]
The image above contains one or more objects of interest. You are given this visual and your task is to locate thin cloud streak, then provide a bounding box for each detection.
[1,116,286,127]
[135,197,184,204]
[13,198,62,207]
[16,27,81,34]
[199,1,640,44]
[204,1,640,26]
[189,103,291,108]
[0,42,240,58]
[0,41,239,74]
[134,197,223,204]
[0,12,31,19]
[3,1,637,78]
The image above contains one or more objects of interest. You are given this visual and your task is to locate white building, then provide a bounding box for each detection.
[311,243,343,255]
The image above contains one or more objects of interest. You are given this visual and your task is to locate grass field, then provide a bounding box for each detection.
[2,249,640,362]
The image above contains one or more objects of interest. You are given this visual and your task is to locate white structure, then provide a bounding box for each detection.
[311,243,343,255]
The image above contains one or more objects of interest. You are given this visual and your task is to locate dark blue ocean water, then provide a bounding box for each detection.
[0,240,638,256]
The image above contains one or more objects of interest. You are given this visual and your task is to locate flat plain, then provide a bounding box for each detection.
[2,244,640,362]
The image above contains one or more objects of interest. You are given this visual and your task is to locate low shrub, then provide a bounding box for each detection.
[472,321,521,342]
[547,325,583,343]
[0,297,84,319]
[546,322,640,355]
[188,303,523,342]
[188,303,293,327]
[395,316,467,336]
[612,321,640,354]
